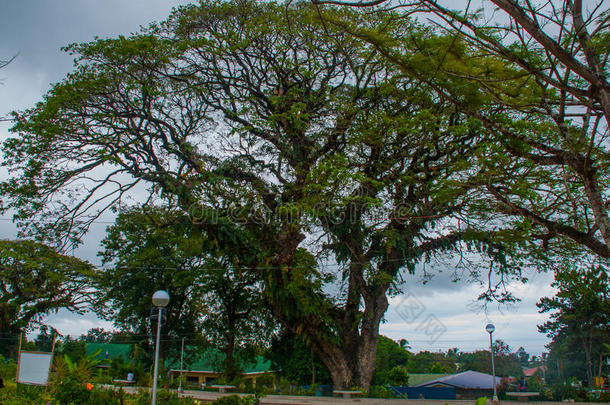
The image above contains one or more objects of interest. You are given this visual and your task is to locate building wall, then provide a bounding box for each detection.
[455,388,493,400]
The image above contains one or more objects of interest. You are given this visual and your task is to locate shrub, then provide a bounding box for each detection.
[132,389,201,405]
[551,381,580,401]
[53,377,92,405]
[87,387,126,405]
[0,355,16,382]
[254,373,274,389]
[369,385,393,398]
[17,383,52,403]
[209,394,259,405]
[50,352,101,405]
[387,366,409,386]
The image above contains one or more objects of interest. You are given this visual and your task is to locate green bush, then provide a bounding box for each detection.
[53,378,92,405]
[254,373,274,389]
[16,383,51,403]
[369,385,393,398]
[209,394,259,405]
[277,377,293,395]
[87,387,127,405]
[243,379,254,393]
[551,380,581,400]
[387,365,409,386]
[304,383,317,396]
[132,389,201,405]
[0,355,16,382]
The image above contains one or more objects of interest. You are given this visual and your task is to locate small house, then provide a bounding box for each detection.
[167,349,273,387]
[414,370,502,399]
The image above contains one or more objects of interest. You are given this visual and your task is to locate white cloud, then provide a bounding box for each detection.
[381,272,556,355]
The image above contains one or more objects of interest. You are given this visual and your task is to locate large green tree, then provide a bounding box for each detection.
[372,336,411,385]
[1,1,528,389]
[538,264,610,386]
[0,239,94,355]
[199,257,274,380]
[98,205,271,377]
[317,0,610,260]
[266,329,332,386]
[97,207,209,354]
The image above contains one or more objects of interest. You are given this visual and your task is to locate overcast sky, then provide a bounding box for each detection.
[0,0,554,356]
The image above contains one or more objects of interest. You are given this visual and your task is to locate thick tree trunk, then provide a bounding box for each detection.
[583,331,594,387]
[223,314,239,381]
[308,287,389,391]
[266,226,393,391]
[315,336,378,391]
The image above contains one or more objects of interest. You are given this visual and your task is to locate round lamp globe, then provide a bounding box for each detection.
[152,290,170,307]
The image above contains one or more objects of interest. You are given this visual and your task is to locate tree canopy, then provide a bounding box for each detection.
[315,0,610,260]
[538,264,610,386]
[97,207,209,343]
[0,0,554,389]
[97,205,272,377]
[0,239,94,354]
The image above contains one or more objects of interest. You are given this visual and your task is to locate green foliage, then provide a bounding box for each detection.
[97,206,209,342]
[550,381,583,401]
[209,395,260,405]
[33,324,55,352]
[50,351,102,405]
[98,205,271,379]
[266,330,331,385]
[456,346,521,377]
[387,365,409,386]
[408,350,455,374]
[57,336,87,362]
[369,384,408,398]
[0,240,95,341]
[82,327,114,343]
[108,357,142,383]
[475,397,487,405]
[0,355,16,382]
[84,386,127,405]
[8,384,52,404]
[372,336,411,385]
[538,264,610,386]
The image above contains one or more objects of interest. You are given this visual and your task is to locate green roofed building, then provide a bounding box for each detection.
[167,348,273,387]
[85,343,131,367]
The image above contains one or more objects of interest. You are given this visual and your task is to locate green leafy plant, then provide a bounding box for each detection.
[387,365,409,386]
[51,351,101,405]
[0,355,16,382]
[209,394,260,405]
[87,387,126,405]
[369,385,394,398]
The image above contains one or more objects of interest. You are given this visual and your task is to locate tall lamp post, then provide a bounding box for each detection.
[486,323,498,404]
[151,290,170,405]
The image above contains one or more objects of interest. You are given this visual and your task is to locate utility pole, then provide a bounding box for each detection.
[179,337,185,393]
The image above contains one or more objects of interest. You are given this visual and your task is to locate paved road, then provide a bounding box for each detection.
[178,391,605,405]
[114,386,606,405]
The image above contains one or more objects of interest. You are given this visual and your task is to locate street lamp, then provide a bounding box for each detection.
[486,323,498,404]
[151,290,169,405]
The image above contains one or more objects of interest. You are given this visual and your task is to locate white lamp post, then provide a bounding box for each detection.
[486,323,498,404]
[151,290,169,405]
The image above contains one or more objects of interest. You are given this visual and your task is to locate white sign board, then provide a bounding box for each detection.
[17,351,53,385]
